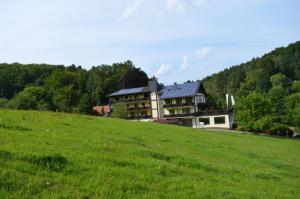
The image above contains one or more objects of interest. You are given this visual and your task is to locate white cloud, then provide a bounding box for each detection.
[166,0,185,13]
[180,55,189,69]
[122,0,143,19]
[156,64,171,77]
[195,47,212,59]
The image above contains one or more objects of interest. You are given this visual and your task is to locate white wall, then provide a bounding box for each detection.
[150,92,159,119]
[196,114,231,129]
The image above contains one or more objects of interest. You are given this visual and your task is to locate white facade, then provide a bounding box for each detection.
[197,114,233,129]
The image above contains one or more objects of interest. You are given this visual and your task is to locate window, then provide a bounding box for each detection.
[197,95,205,103]
[185,97,193,104]
[175,98,182,104]
[214,116,225,124]
[199,118,210,125]
[165,99,172,105]
[169,110,175,115]
[182,108,191,114]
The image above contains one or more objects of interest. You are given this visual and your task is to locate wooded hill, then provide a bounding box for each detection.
[202,41,300,106]
[202,41,300,133]
[0,61,149,113]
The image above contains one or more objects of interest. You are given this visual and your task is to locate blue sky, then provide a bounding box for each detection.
[0,0,299,84]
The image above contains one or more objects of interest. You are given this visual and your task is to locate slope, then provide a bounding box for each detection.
[0,110,299,198]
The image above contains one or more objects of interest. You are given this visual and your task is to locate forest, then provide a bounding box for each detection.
[0,41,299,134]
[202,41,300,134]
[0,60,149,114]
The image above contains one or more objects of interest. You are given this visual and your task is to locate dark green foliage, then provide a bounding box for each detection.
[0,98,8,108]
[77,94,92,114]
[111,102,128,119]
[270,73,289,88]
[270,123,294,137]
[234,93,274,133]
[268,86,288,121]
[292,81,300,93]
[8,86,52,110]
[0,60,148,113]
[290,104,300,129]
[202,41,300,133]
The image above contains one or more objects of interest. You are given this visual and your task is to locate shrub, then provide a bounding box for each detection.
[237,126,245,131]
[111,102,128,119]
[234,92,275,132]
[270,123,294,137]
[10,87,52,110]
[0,98,9,108]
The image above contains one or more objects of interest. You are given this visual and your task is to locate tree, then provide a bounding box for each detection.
[268,86,288,121]
[290,105,300,130]
[111,102,128,119]
[292,81,300,93]
[0,98,8,108]
[77,94,92,114]
[9,86,51,110]
[235,92,274,132]
[270,73,289,88]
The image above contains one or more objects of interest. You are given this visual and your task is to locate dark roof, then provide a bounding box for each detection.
[160,82,201,99]
[107,87,148,97]
[107,80,162,97]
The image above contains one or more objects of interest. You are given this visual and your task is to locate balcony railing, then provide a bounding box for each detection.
[136,97,151,101]
[137,106,151,110]
[163,102,194,108]
[128,106,151,110]
[164,112,196,118]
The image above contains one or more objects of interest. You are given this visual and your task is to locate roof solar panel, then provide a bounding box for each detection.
[160,82,200,99]
[107,87,146,97]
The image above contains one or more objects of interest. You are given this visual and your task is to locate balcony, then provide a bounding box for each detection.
[127,98,137,102]
[164,112,196,118]
[127,106,138,111]
[137,106,152,110]
[163,102,194,108]
[136,97,151,102]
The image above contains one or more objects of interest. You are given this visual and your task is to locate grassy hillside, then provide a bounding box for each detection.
[0,110,299,198]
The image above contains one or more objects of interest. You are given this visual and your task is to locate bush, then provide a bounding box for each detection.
[111,102,128,119]
[252,116,273,133]
[77,94,92,114]
[0,98,9,108]
[234,92,275,133]
[270,123,294,137]
[237,126,245,131]
[9,86,52,110]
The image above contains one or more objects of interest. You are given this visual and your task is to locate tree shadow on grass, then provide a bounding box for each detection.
[0,150,67,172]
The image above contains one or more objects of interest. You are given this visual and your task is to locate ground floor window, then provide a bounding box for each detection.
[199,117,210,125]
[214,116,225,124]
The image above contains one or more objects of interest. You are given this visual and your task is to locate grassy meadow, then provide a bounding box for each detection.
[0,110,299,198]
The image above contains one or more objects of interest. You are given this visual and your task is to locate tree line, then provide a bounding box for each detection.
[202,41,300,134]
[1,41,299,135]
[0,61,149,114]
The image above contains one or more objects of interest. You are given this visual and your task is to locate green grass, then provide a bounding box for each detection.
[0,110,299,199]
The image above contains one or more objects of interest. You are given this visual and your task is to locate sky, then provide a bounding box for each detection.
[0,0,300,84]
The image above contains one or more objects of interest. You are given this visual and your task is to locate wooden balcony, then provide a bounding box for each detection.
[164,112,197,118]
[163,102,194,108]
